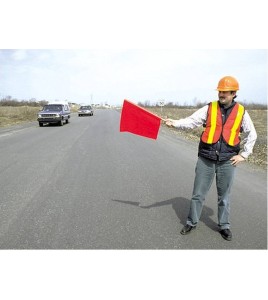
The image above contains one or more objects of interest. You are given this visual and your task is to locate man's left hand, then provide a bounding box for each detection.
[230,155,245,166]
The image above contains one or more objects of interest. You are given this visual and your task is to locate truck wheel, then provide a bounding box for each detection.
[39,122,43,127]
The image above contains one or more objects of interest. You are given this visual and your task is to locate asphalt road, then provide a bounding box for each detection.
[0,109,267,249]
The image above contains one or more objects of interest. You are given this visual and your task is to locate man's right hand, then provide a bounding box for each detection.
[165,119,175,127]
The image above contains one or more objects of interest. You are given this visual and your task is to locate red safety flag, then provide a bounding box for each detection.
[120,99,161,140]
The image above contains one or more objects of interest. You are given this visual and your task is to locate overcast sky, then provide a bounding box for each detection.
[0,49,266,106]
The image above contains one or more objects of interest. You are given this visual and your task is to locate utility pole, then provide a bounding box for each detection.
[158,100,165,114]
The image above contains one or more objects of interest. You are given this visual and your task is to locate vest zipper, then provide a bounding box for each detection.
[216,109,225,160]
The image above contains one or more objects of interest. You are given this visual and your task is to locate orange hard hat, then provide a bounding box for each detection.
[216,76,239,91]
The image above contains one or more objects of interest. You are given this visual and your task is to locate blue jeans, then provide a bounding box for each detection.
[186,156,236,230]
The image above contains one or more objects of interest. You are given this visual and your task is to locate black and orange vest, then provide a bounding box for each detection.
[201,101,245,146]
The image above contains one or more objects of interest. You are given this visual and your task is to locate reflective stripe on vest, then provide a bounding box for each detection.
[222,103,245,146]
[201,101,244,146]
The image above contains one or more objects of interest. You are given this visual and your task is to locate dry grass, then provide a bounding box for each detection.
[149,106,267,169]
[0,106,78,127]
[0,106,41,127]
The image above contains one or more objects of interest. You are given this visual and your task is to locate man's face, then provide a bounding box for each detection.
[218,91,235,107]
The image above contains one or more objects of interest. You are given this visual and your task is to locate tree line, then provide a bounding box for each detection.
[0,96,48,107]
[1,96,266,110]
[138,100,267,110]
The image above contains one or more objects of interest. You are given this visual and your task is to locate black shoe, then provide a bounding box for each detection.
[180,224,196,235]
[219,229,232,241]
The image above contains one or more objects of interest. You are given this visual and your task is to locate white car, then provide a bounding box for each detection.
[78,105,94,117]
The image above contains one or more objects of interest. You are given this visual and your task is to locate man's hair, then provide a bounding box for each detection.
[231,91,237,100]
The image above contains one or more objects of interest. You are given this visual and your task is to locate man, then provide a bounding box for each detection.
[165,76,257,241]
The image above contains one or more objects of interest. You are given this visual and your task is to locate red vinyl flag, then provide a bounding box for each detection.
[120,99,161,140]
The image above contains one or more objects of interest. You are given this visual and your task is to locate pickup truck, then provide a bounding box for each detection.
[37,104,71,127]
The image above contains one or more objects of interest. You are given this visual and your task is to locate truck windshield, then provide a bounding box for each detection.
[43,105,62,111]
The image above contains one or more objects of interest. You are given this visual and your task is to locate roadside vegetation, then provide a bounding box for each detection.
[0,106,40,127]
[1,99,267,169]
[0,98,77,127]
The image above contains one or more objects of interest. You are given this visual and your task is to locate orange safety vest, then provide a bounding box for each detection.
[201,101,245,146]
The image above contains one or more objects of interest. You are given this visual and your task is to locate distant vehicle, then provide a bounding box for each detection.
[37,104,71,127]
[78,105,94,117]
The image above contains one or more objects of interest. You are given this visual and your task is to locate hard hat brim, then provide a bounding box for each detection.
[216,88,239,91]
